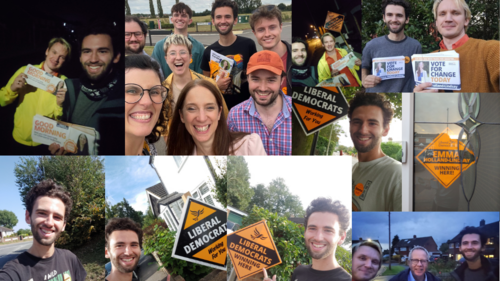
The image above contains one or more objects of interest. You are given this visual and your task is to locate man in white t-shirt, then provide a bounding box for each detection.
[349,91,402,211]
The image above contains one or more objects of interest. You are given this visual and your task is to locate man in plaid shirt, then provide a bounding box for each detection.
[227,50,292,155]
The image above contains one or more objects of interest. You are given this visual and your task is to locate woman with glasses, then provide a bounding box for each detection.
[125,55,170,155]
[167,79,266,155]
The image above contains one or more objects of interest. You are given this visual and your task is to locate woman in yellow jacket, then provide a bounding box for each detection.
[0,38,70,155]
[317,33,361,86]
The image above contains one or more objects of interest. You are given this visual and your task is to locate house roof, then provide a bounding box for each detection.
[148,194,160,217]
[395,236,433,248]
[146,182,167,198]
[158,192,182,205]
[0,226,14,232]
[448,221,499,243]
[288,217,305,225]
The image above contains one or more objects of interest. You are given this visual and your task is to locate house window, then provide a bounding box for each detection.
[192,183,217,207]
[401,247,407,251]
[169,200,184,220]
[162,208,178,230]
[173,156,187,170]
[450,243,454,248]
[487,238,494,245]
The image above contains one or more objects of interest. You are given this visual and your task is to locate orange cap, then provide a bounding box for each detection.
[246,50,284,76]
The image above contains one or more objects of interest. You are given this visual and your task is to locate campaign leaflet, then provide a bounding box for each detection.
[316,74,351,87]
[372,56,405,80]
[24,64,65,94]
[31,114,97,155]
[412,51,461,90]
[330,52,357,72]
[209,50,234,82]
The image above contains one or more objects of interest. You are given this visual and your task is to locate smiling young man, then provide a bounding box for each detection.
[0,180,86,281]
[250,5,291,95]
[352,241,382,281]
[451,227,499,281]
[264,198,351,281]
[227,50,292,155]
[349,91,402,211]
[362,0,421,92]
[105,218,143,281]
[201,0,257,109]
[389,246,441,281]
[152,3,204,78]
[48,20,124,155]
[415,0,499,93]
[291,38,319,87]
[0,38,70,155]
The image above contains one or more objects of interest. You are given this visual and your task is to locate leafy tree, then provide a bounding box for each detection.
[125,0,131,15]
[277,3,286,11]
[391,234,400,256]
[247,178,305,217]
[106,198,144,227]
[381,141,403,162]
[343,228,352,246]
[207,157,227,207]
[149,0,156,18]
[248,183,266,209]
[157,0,164,18]
[227,156,254,210]
[142,206,164,230]
[0,210,18,229]
[439,242,449,254]
[17,228,32,236]
[15,156,105,250]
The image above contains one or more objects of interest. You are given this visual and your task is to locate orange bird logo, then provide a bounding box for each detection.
[190,208,204,221]
[251,228,267,240]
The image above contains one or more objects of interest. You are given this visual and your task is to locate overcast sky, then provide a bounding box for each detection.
[129,0,292,15]
[352,212,499,252]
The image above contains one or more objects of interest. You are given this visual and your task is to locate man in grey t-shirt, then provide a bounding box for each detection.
[362,0,422,93]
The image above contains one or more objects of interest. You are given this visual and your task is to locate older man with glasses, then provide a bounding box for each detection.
[389,246,441,281]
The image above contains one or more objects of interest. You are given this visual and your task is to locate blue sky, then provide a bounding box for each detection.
[353,212,499,252]
[0,157,31,232]
[104,156,160,214]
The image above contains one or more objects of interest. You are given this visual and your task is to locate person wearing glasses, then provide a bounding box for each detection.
[152,2,204,78]
[125,55,169,155]
[125,16,164,81]
[167,79,266,155]
[389,246,441,281]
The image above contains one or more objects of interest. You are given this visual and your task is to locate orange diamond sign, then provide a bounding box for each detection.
[416,129,475,188]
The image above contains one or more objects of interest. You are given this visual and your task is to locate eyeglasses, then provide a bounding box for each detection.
[410,259,428,265]
[125,84,168,104]
[125,32,144,39]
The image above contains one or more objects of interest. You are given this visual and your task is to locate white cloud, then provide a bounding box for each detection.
[130,191,150,214]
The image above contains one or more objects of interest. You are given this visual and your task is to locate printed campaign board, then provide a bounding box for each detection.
[412,51,461,90]
[24,64,65,94]
[324,11,344,33]
[292,87,349,135]
[227,220,282,280]
[31,114,97,155]
[316,74,351,87]
[415,128,475,188]
[372,56,405,80]
[171,197,227,270]
[209,50,234,82]
[330,52,357,73]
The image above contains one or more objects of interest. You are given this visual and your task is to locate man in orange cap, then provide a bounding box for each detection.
[227,50,292,155]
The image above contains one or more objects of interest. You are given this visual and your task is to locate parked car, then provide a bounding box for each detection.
[429,253,441,263]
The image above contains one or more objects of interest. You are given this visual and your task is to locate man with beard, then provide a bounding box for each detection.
[201,0,257,109]
[317,32,362,86]
[0,38,70,155]
[290,38,319,87]
[49,20,124,155]
[263,198,351,281]
[125,16,164,80]
[451,227,499,281]
[227,50,292,155]
[352,241,382,281]
[389,246,441,281]
[415,0,499,93]
[349,91,401,211]
[151,2,203,78]
[0,180,86,281]
[250,5,291,95]
[362,0,421,92]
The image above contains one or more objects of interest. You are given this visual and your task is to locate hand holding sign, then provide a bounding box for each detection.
[56,87,67,106]
[10,73,28,92]
[362,75,382,88]
[262,268,276,281]
[414,82,438,93]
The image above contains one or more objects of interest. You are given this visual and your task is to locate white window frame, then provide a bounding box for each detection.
[173,156,188,172]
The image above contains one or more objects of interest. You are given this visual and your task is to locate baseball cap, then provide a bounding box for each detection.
[246,50,285,76]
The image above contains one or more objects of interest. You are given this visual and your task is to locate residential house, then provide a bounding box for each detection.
[447,219,499,261]
[146,156,225,231]
[227,206,247,233]
[394,235,438,257]
[0,226,15,241]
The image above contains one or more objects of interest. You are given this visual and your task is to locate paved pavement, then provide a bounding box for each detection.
[147,23,292,52]
[0,241,31,268]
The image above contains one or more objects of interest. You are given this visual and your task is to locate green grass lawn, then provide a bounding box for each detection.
[382,265,406,276]
[144,46,154,56]
[72,235,106,281]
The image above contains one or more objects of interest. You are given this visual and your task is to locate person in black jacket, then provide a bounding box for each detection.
[389,246,441,281]
[451,226,499,281]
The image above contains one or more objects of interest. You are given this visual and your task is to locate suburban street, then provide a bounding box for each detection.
[146,23,292,51]
[0,241,31,268]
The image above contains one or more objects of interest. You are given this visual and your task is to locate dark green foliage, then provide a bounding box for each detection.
[381,142,403,162]
[157,0,164,18]
[208,158,227,208]
[227,156,254,211]
[149,0,156,18]
[0,210,18,229]
[143,225,212,281]
[125,0,131,15]
[242,206,352,280]
[15,156,105,250]
[106,198,144,227]
[391,235,400,256]
[277,3,286,11]
[16,228,32,236]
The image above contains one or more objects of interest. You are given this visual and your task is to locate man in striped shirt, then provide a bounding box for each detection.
[227,50,292,155]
